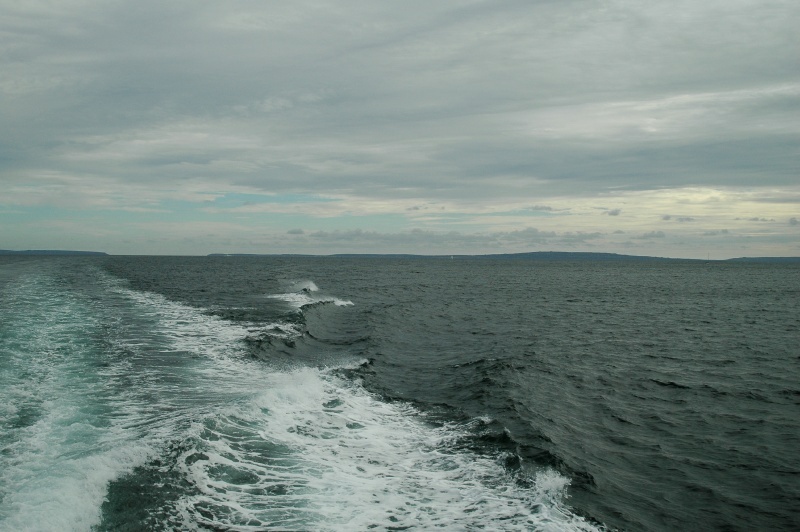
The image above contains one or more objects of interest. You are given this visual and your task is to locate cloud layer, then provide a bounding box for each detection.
[2,0,798,257]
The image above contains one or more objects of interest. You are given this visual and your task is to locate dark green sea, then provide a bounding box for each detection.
[1,256,798,531]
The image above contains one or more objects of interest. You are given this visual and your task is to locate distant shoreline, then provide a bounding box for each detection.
[0,250,109,256]
[2,250,798,262]
[208,252,800,263]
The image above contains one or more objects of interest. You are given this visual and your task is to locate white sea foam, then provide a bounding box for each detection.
[267,280,354,309]
[0,270,275,531]
[291,280,319,293]
[0,273,159,531]
[1,425,155,532]
[168,366,600,531]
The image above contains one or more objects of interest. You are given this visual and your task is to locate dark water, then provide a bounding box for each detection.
[1,256,798,531]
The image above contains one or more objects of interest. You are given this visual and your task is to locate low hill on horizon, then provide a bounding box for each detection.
[210,251,800,262]
[0,249,108,256]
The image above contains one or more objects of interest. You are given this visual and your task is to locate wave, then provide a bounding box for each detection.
[145,364,599,531]
[267,279,354,310]
[0,266,599,531]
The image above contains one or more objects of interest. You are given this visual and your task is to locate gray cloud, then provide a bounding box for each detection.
[1,0,799,257]
[297,227,600,253]
[790,217,799,226]
[636,231,666,239]
[4,1,799,200]
[755,196,800,204]
[559,232,604,244]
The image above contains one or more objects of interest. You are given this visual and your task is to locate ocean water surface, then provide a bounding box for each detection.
[0,256,797,531]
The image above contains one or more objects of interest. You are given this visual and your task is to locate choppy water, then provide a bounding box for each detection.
[0,256,798,531]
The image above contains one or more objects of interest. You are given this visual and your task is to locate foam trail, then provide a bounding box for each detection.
[1,268,598,531]
[0,273,157,531]
[268,280,353,309]
[166,366,600,531]
[0,270,277,531]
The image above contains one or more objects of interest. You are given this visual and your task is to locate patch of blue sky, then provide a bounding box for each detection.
[0,206,33,217]
[482,208,558,217]
[1,206,190,244]
[4,201,186,221]
[280,213,413,233]
[209,192,338,207]
[407,211,482,223]
[1,204,85,222]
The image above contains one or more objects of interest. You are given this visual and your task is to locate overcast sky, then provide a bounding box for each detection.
[2,0,798,257]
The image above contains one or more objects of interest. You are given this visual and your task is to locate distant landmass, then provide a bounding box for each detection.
[1,250,796,262]
[472,252,800,263]
[327,251,673,261]
[209,251,800,262]
[0,249,108,256]
[455,251,675,261]
[207,253,316,257]
[725,256,800,263]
